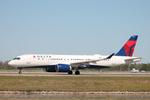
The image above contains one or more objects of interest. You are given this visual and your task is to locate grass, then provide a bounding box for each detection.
[0,95,150,100]
[0,76,150,92]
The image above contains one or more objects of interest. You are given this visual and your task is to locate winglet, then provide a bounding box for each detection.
[106,53,115,59]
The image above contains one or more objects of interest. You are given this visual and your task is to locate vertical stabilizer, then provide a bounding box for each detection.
[115,35,138,56]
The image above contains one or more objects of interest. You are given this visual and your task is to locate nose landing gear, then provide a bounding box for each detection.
[18,68,22,74]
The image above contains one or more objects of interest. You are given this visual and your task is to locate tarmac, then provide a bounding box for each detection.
[0,71,150,77]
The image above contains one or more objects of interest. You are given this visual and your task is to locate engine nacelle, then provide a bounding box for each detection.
[57,64,71,72]
[45,65,56,72]
[45,64,71,72]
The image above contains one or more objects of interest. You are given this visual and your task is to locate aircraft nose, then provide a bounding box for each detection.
[8,61,16,67]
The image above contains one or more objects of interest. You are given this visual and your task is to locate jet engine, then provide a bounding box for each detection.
[57,64,71,72]
[45,64,71,72]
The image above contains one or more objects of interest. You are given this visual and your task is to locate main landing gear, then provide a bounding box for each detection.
[68,70,73,75]
[67,70,80,75]
[75,70,80,75]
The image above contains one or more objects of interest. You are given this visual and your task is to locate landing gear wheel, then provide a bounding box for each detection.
[68,70,73,75]
[75,70,80,75]
[18,68,22,74]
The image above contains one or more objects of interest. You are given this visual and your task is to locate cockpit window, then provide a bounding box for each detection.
[13,57,21,60]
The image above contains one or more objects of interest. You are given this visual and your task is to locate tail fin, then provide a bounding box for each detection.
[115,35,138,56]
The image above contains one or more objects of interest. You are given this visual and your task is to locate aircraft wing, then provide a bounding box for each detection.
[70,53,115,67]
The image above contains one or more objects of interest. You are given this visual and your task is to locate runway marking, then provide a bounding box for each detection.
[0,91,150,95]
[0,71,150,76]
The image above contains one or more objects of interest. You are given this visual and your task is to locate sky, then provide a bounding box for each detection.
[0,0,150,63]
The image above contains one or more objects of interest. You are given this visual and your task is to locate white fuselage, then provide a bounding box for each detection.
[8,54,138,68]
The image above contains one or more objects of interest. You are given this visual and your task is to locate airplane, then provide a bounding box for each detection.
[8,35,141,75]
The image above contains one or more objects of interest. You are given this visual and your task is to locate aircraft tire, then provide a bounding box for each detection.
[75,70,80,75]
[68,70,73,75]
